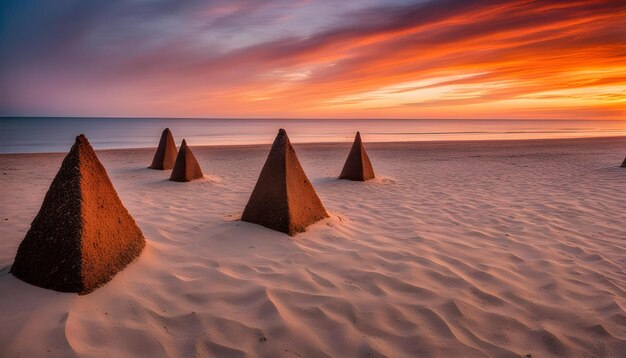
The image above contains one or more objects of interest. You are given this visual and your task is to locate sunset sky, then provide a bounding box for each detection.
[1,0,624,119]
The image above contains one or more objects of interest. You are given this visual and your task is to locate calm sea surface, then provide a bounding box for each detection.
[0,117,624,154]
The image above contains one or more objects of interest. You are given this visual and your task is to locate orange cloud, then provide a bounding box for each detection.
[1,0,624,119]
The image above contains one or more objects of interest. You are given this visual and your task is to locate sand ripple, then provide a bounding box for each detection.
[1,137,625,357]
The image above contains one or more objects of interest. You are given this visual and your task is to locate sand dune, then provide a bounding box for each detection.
[1,137,625,357]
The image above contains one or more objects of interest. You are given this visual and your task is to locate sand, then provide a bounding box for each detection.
[0,136,625,357]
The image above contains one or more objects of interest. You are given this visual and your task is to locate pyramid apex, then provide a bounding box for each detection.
[181,139,188,147]
[75,134,89,145]
[271,128,290,148]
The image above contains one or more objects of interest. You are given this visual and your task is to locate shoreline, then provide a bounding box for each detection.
[1,135,625,156]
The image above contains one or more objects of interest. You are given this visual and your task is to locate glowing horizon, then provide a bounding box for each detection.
[1,0,624,120]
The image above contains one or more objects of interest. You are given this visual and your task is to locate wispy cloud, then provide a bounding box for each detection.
[0,0,624,118]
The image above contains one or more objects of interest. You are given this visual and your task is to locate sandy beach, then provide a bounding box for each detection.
[0,136,624,357]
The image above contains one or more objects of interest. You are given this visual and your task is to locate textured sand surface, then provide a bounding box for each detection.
[1,137,625,357]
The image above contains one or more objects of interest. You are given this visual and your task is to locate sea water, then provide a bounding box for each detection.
[0,117,624,154]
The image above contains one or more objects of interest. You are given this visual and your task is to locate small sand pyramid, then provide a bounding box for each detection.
[242,129,328,235]
[149,128,178,169]
[621,157,626,167]
[11,135,145,294]
[169,139,204,182]
[340,131,375,181]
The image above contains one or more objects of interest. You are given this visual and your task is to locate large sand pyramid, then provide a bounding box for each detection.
[169,139,204,182]
[11,134,146,294]
[242,129,328,235]
[149,128,178,169]
[340,131,375,181]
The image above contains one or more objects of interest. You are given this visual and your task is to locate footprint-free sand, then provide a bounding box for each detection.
[1,137,624,357]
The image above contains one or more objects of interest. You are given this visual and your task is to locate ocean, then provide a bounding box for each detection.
[0,117,624,154]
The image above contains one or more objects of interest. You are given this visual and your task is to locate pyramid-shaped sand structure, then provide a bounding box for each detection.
[11,135,145,294]
[621,157,626,168]
[340,131,375,181]
[170,139,204,182]
[149,128,178,169]
[242,129,328,235]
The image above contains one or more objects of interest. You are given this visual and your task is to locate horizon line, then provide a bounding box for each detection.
[1,116,623,122]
